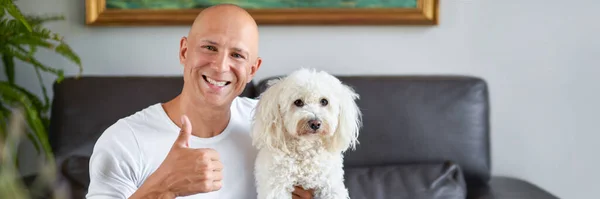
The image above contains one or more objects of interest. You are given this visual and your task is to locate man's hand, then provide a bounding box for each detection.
[292,186,314,199]
[130,115,223,199]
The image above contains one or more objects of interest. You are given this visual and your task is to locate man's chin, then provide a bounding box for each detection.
[200,93,234,107]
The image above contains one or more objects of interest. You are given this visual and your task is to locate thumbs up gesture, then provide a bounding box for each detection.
[144,115,224,197]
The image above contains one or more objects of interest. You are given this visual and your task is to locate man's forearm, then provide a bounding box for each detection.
[128,173,173,199]
[129,189,174,199]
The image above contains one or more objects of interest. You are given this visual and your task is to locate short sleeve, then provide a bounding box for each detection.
[86,120,142,199]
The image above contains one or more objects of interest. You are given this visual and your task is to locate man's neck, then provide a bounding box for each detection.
[163,94,231,138]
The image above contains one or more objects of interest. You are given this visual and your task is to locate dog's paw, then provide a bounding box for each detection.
[316,186,350,199]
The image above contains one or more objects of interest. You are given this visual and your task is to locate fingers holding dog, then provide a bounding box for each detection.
[292,186,314,199]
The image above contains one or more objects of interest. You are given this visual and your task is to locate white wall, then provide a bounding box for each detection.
[10,0,599,198]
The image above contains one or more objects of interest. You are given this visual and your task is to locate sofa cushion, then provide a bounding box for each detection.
[345,161,467,199]
[61,155,90,199]
[61,156,466,199]
[468,177,560,199]
[61,155,91,189]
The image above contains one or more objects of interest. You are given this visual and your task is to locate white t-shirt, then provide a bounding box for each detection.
[86,97,259,199]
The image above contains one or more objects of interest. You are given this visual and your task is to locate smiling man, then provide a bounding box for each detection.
[86,4,313,199]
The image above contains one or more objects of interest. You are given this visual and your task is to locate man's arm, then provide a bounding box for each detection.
[128,179,174,199]
[88,115,223,199]
[87,120,144,199]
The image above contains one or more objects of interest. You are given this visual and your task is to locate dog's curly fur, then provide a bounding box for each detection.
[251,68,362,199]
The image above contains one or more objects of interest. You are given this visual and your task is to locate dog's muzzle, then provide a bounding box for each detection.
[308,119,321,131]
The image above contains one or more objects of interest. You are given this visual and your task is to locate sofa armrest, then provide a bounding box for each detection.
[469,176,559,199]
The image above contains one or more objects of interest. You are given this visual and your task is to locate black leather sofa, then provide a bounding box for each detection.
[29,74,559,199]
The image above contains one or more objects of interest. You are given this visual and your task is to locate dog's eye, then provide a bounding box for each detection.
[294,99,304,107]
[320,98,328,106]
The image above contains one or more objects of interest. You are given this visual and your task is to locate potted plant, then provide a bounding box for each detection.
[1,0,82,198]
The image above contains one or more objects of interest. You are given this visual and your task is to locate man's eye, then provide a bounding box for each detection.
[203,46,216,51]
[232,53,245,59]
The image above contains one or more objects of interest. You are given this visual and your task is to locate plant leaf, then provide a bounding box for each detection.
[2,45,65,79]
[24,14,64,27]
[54,42,82,76]
[8,31,55,49]
[0,82,53,160]
[0,81,44,113]
[33,67,49,111]
[26,129,41,154]
[0,3,5,18]
[2,55,15,85]
[3,0,32,32]
[0,101,9,140]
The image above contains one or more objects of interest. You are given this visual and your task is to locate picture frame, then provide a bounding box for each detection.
[85,0,439,26]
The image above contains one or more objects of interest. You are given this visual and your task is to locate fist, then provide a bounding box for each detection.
[157,115,223,196]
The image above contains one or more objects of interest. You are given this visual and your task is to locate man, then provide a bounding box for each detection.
[86,4,314,199]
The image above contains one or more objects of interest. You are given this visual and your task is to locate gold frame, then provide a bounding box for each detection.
[86,0,439,26]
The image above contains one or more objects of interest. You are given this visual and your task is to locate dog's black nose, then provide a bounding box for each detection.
[309,119,321,130]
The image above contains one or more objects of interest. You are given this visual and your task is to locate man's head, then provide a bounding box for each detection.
[179,4,262,108]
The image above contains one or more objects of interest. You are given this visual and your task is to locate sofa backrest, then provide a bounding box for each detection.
[48,76,257,158]
[49,75,491,197]
[256,75,491,188]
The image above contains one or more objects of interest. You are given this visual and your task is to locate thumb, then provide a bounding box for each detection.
[174,115,192,148]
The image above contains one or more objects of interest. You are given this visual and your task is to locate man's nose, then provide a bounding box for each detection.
[213,52,230,72]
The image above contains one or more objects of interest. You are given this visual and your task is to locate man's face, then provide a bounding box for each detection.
[179,20,261,107]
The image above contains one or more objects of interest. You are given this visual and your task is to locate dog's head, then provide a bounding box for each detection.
[252,68,362,154]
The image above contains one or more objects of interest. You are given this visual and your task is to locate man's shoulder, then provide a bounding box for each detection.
[231,96,258,124]
[233,96,258,114]
[120,103,171,128]
[94,103,170,149]
[235,96,258,109]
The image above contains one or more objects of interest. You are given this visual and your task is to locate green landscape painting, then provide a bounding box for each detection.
[106,0,418,9]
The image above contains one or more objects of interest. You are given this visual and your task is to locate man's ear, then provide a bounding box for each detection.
[248,57,262,83]
[179,36,188,65]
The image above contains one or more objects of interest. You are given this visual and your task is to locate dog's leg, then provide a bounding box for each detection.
[255,150,295,199]
[313,182,350,199]
[317,166,351,199]
[256,176,295,199]
[332,185,351,199]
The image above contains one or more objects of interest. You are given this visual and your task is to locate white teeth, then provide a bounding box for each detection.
[206,76,227,87]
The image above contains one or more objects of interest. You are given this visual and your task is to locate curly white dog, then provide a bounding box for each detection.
[251,68,362,199]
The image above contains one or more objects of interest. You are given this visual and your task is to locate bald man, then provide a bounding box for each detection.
[86,4,314,199]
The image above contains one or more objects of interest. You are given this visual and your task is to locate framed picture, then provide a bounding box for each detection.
[86,0,439,26]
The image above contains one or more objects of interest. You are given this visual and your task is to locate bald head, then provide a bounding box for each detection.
[187,4,259,60]
[191,4,257,31]
[176,4,262,110]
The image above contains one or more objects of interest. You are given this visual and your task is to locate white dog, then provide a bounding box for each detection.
[251,68,362,199]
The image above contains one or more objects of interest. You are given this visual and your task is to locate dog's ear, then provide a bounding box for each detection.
[252,78,289,153]
[265,78,281,88]
[326,84,362,153]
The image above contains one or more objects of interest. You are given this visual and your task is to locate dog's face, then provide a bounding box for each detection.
[281,81,340,139]
[252,68,362,154]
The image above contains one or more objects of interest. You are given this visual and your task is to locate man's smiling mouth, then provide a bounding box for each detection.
[202,75,231,87]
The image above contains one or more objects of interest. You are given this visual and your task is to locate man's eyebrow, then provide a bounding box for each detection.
[201,39,218,45]
[200,39,249,55]
[233,47,248,54]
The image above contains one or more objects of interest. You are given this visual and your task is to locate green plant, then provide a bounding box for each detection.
[1,106,67,199]
[0,0,82,172]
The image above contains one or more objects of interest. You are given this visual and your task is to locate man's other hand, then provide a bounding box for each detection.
[293,186,314,199]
